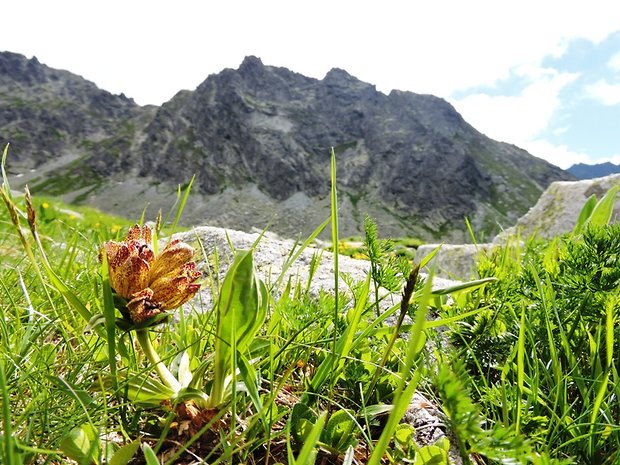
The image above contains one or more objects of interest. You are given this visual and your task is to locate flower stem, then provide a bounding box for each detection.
[135,329,181,392]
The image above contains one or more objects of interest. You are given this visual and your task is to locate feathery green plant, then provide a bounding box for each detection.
[445,186,620,464]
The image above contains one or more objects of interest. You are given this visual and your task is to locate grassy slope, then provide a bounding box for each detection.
[2,187,618,465]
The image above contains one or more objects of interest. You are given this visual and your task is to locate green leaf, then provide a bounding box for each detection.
[394,423,415,447]
[572,193,597,235]
[290,402,317,443]
[188,357,211,390]
[218,250,268,353]
[322,409,357,452]
[589,185,619,227]
[142,443,160,465]
[430,277,497,296]
[414,444,449,464]
[359,404,393,418]
[53,376,97,409]
[418,244,443,269]
[295,411,327,465]
[97,374,176,407]
[210,249,268,406]
[237,352,267,430]
[60,424,100,465]
[108,440,141,465]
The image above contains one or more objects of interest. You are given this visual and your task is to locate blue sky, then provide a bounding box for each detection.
[451,29,620,168]
[3,1,620,169]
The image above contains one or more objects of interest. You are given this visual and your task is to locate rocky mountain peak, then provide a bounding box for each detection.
[238,55,265,74]
[0,51,145,168]
[324,67,358,83]
[0,52,48,86]
[2,53,574,241]
[323,67,376,96]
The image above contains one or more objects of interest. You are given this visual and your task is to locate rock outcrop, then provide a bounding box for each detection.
[416,174,620,278]
[172,225,458,311]
[500,173,620,239]
[415,243,496,280]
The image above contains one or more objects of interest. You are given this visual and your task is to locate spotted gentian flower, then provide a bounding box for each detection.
[100,224,201,324]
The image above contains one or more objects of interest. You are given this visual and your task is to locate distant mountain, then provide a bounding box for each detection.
[0,52,574,241]
[567,162,620,180]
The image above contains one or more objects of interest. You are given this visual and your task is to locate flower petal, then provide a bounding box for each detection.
[151,263,202,310]
[126,224,152,244]
[105,243,151,299]
[149,239,195,282]
[127,288,165,323]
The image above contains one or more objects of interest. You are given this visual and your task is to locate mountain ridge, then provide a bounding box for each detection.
[568,161,620,179]
[0,52,574,241]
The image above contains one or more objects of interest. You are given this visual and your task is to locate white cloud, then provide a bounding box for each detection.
[585,79,620,105]
[2,0,620,105]
[449,68,579,144]
[521,141,620,170]
[522,140,595,169]
[553,126,570,136]
[609,52,620,72]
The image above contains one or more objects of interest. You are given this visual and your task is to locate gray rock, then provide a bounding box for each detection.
[498,173,620,239]
[406,392,463,465]
[415,243,496,280]
[173,225,458,310]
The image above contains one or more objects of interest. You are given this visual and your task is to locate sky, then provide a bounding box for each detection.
[3,1,620,169]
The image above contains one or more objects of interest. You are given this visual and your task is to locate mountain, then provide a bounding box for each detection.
[567,162,620,180]
[0,52,574,241]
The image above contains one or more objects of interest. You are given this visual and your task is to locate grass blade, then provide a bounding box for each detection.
[329,147,339,393]
[295,411,327,465]
[367,269,432,465]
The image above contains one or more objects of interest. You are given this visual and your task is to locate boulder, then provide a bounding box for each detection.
[414,174,620,279]
[414,243,496,280]
[498,173,620,239]
[173,225,458,311]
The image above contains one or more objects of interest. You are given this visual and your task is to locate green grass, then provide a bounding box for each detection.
[2,142,619,464]
[440,191,620,464]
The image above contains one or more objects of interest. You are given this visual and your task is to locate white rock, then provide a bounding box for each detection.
[499,173,620,240]
[415,243,495,280]
[173,225,459,309]
[415,174,620,279]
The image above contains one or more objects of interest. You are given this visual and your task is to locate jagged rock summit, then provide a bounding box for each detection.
[1,52,573,241]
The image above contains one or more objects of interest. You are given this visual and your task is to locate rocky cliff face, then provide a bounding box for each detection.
[0,52,150,166]
[1,52,574,240]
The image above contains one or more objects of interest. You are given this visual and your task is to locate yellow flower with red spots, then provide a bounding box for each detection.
[100,224,201,324]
